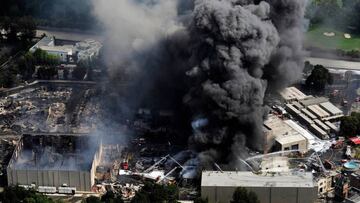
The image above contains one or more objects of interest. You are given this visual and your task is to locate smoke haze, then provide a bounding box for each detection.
[92,0,307,169]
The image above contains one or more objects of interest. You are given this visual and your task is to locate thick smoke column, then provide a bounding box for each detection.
[264,0,308,90]
[185,0,307,167]
[92,0,307,168]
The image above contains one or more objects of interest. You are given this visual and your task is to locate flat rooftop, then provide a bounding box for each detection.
[201,171,315,188]
[308,105,331,118]
[280,87,308,101]
[319,102,343,115]
[300,97,328,107]
[276,133,306,145]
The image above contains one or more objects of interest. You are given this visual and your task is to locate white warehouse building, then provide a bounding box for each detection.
[201,171,318,203]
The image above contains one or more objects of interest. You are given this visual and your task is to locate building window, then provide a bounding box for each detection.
[291,144,299,150]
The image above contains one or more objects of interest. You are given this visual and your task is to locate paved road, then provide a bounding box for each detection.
[306,57,360,71]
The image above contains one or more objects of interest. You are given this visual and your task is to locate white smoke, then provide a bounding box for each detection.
[92,0,184,68]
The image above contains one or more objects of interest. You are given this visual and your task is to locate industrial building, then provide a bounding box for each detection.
[280,87,311,103]
[201,171,317,203]
[29,36,74,62]
[29,36,102,63]
[282,87,343,139]
[264,115,308,153]
[7,133,102,191]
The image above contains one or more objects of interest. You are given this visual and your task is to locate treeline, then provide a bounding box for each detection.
[0,49,60,88]
[307,0,360,34]
[0,16,36,46]
[0,186,61,203]
[0,0,97,30]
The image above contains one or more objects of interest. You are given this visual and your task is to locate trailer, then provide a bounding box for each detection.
[58,187,76,194]
[19,184,36,190]
[38,186,56,193]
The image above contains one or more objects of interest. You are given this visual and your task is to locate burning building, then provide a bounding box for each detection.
[7,133,102,191]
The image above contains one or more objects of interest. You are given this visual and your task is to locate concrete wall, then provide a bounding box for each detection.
[201,186,317,203]
[7,168,92,191]
[280,139,307,153]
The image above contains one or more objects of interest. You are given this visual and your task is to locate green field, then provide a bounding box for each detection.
[306,26,360,51]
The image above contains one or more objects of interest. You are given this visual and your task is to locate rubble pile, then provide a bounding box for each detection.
[0,86,100,134]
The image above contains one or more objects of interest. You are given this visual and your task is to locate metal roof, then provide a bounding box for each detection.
[314,119,330,131]
[280,87,308,101]
[201,171,315,188]
[300,97,329,107]
[319,102,343,116]
[301,108,317,120]
[285,104,300,114]
[298,113,314,125]
[307,105,331,118]
[310,124,327,136]
[324,121,338,131]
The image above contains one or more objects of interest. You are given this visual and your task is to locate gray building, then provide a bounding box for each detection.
[7,133,102,191]
[201,171,317,203]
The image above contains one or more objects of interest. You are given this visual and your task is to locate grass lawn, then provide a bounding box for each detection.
[306,26,360,51]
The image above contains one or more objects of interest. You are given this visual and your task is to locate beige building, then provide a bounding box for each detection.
[280,87,310,103]
[264,115,308,153]
[201,171,317,203]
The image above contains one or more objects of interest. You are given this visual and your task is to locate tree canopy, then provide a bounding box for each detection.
[230,187,260,203]
[0,0,96,30]
[340,112,360,138]
[306,0,360,34]
[305,65,333,92]
[0,186,56,203]
[130,182,179,203]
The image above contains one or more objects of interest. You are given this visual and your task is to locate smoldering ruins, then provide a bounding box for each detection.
[94,0,308,168]
[7,133,101,191]
[0,0,312,198]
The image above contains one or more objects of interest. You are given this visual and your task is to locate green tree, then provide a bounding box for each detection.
[130,182,179,203]
[194,197,208,203]
[342,0,360,34]
[33,49,60,65]
[340,112,360,137]
[17,52,36,80]
[17,16,36,45]
[0,186,54,203]
[305,65,333,92]
[230,187,260,203]
[130,192,150,203]
[0,68,17,88]
[36,66,57,80]
[82,196,102,203]
[101,191,124,203]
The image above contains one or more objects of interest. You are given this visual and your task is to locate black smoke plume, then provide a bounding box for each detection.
[92,0,307,169]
